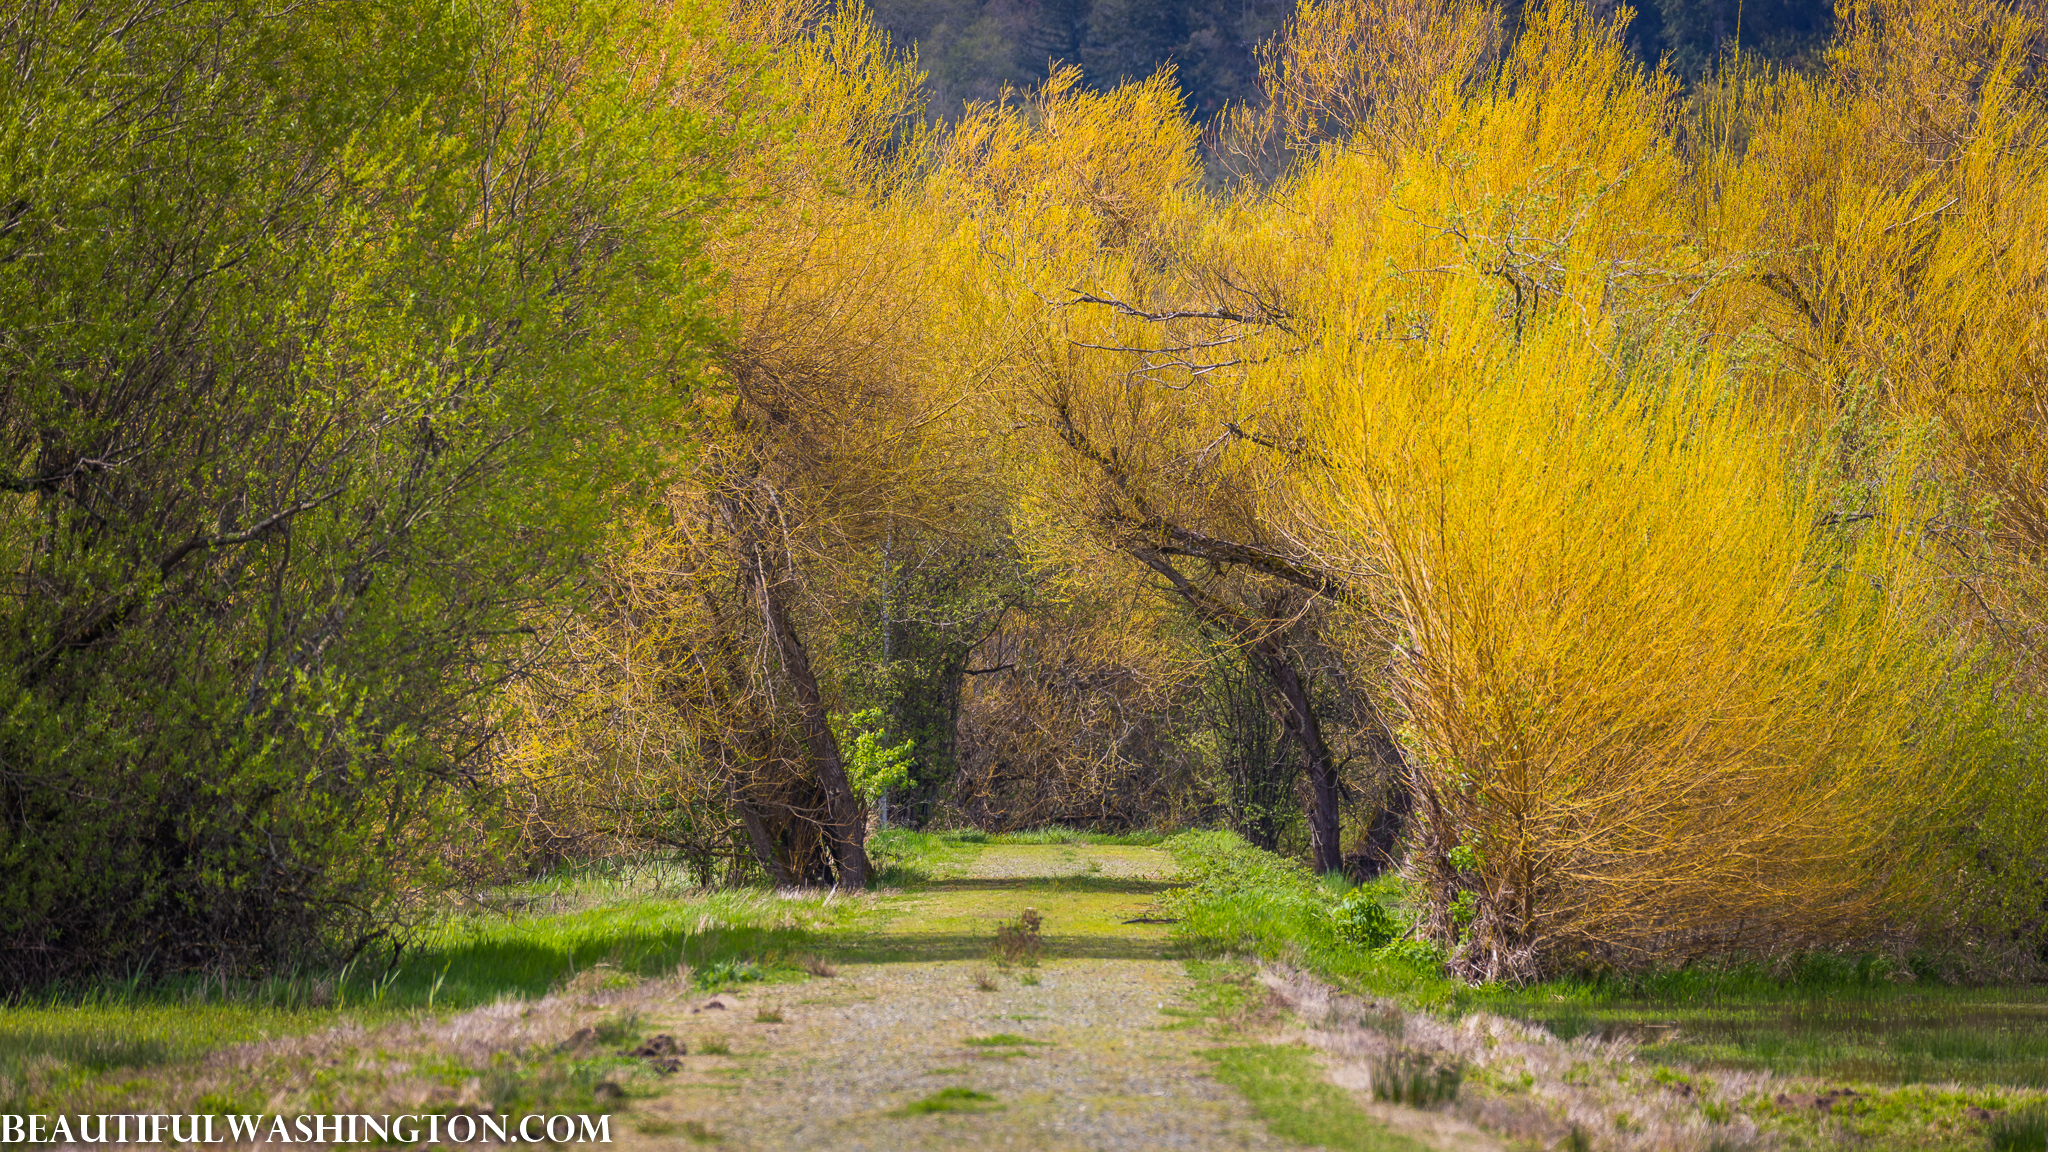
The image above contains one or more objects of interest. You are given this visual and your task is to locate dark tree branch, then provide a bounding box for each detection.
[157,487,343,577]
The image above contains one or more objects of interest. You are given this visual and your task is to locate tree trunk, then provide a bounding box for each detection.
[1253,634,1343,875]
[716,486,871,888]
[723,764,795,887]
[1127,545,1343,873]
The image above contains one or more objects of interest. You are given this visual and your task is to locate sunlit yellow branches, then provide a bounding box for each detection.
[1242,0,1500,162]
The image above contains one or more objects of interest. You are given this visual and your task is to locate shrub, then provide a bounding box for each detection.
[1332,893,1403,950]
[993,909,1045,967]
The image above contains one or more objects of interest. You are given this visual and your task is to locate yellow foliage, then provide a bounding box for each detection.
[1315,281,1954,977]
[494,0,2048,971]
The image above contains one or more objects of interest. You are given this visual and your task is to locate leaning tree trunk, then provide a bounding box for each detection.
[1129,546,1345,874]
[1253,634,1343,875]
[715,485,871,888]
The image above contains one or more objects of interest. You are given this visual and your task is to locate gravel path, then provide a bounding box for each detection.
[617,846,1289,1151]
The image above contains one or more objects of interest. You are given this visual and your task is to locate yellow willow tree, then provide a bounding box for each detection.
[1286,1,1970,981]
[1696,0,2048,950]
[934,65,1422,873]
[1705,0,2048,664]
[500,0,980,884]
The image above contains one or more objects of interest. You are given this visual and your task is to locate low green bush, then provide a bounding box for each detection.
[1333,892,1403,950]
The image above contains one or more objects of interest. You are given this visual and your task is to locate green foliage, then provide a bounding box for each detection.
[0,0,738,985]
[1332,892,1402,950]
[834,708,919,805]
[692,959,768,990]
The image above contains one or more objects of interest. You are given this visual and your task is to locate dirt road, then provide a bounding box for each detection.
[616,844,1290,1151]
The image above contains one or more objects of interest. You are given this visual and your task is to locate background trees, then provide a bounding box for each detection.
[868,0,1831,119]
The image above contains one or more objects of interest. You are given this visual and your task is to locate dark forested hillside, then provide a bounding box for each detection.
[866,0,1833,116]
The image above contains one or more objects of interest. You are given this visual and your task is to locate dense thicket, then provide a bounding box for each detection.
[0,0,734,982]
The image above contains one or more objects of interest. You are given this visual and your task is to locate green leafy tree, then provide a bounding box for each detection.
[0,0,737,985]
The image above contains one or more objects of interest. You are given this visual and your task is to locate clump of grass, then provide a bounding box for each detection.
[993,909,1044,968]
[754,1005,784,1024]
[963,1033,1051,1047]
[1019,972,1041,987]
[693,958,765,990]
[697,1037,731,1056]
[796,954,836,978]
[591,1011,642,1046]
[897,1087,1001,1115]
[1371,1050,1464,1106]
[973,969,998,992]
[1989,1106,2048,1152]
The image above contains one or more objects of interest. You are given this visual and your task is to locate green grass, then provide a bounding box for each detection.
[0,874,874,1113]
[1162,830,2048,1089]
[1203,1044,1426,1152]
[1162,831,1458,1005]
[895,1086,1001,1115]
[962,1033,1051,1047]
[868,827,983,885]
[869,826,1168,887]
[983,826,1169,847]
[1989,1106,2048,1152]
[1480,986,2048,1087]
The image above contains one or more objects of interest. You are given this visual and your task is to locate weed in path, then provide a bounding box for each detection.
[973,969,998,992]
[754,1005,785,1024]
[992,909,1044,967]
[697,1037,732,1056]
[796,953,836,978]
[897,1087,1001,1115]
[964,1033,1052,1047]
[693,958,765,990]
